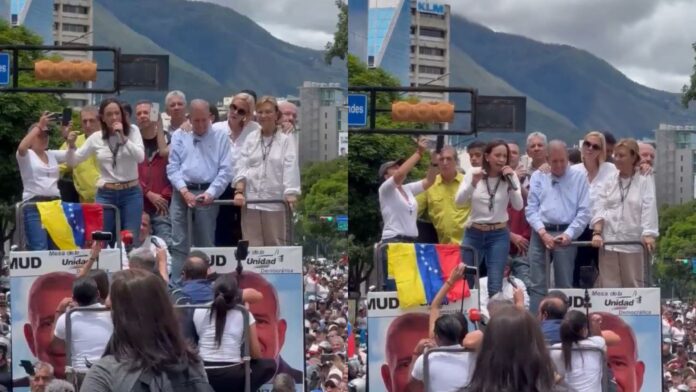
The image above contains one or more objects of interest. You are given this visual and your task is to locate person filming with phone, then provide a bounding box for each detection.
[167,99,232,284]
[16,112,72,250]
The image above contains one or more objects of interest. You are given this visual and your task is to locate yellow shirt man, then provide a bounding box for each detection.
[417,172,471,244]
[59,134,99,202]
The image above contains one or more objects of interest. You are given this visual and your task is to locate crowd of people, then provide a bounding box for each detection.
[303,260,361,392]
[662,301,696,391]
[379,130,658,312]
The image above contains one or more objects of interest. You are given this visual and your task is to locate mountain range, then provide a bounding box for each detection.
[92,0,345,104]
[449,15,696,141]
[91,0,695,141]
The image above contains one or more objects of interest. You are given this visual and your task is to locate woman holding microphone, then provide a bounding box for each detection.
[66,98,145,245]
[456,139,523,297]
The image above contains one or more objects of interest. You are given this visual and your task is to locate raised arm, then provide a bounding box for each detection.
[429,263,466,337]
[18,113,51,157]
[392,138,427,186]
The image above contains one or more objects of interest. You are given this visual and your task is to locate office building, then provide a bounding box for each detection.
[367,0,411,85]
[12,0,52,42]
[348,0,368,62]
[298,82,346,165]
[53,0,93,107]
[0,0,10,23]
[655,123,696,206]
[409,0,451,102]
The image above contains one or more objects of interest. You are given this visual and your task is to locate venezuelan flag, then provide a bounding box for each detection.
[387,243,470,308]
[36,201,103,250]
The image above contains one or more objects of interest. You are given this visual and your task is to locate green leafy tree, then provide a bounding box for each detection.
[297,157,348,259]
[324,0,347,65]
[654,201,696,299]
[683,43,696,108]
[0,21,64,256]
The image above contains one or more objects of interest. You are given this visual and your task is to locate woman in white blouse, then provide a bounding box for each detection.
[16,113,68,250]
[455,140,523,297]
[66,98,145,245]
[212,92,261,246]
[377,137,437,290]
[572,131,617,285]
[591,138,658,287]
[232,96,300,246]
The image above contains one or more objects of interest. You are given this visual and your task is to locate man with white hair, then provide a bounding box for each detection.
[526,132,548,173]
[164,90,189,134]
[526,140,590,313]
[278,100,298,134]
[167,99,232,283]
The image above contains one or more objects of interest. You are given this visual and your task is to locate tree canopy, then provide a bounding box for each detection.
[324,0,348,65]
[683,42,696,108]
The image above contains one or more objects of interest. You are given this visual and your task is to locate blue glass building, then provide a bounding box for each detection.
[367,0,410,86]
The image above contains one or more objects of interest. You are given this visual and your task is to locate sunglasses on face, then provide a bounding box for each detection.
[583,141,601,151]
[230,104,247,116]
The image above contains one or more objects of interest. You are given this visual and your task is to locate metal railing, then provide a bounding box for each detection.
[186,199,294,248]
[422,346,476,392]
[15,202,122,251]
[548,345,609,392]
[64,304,253,392]
[544,240,651,290]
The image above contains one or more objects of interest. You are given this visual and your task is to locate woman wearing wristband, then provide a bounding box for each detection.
[66,98,145,245]
[378,137,438,290]
[455,139,523,297]
[591,138,658,287]
[16,112,70,250]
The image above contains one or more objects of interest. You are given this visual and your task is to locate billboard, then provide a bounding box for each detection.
[10,249,122,390]
[367,290,479,392]
[193,247,305,392]
[559,288,661,392]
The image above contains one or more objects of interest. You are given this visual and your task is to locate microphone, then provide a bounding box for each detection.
[505,174,518,190]
[468,308,482,330]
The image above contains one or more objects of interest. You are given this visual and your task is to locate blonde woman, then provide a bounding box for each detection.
[212,93,261,246]
[571,131,617,285]
[591,139,658,287]
[232,96,300,246]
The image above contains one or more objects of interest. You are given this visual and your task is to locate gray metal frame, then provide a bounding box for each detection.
[544,240,651,289]
[64,304,253,392]
[421,346,476,392]
[548,345,609,392]
[15,202,122,250]
[186,199,293,248]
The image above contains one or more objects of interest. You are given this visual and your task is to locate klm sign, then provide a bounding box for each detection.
[417,2,445,15]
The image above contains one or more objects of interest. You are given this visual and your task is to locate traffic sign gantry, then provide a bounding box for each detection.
[336,215,348,232]
[347,94,367,127]
[0,52,9,86]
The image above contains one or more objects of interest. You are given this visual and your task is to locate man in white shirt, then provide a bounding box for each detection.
[479,263,530,319]
[50,276,113,385]
[409,314,474,392]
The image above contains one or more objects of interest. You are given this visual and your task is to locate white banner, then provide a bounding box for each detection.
[9,249,122,277]
[192,247,303,274]
[367,290,480,317]
[560,288,660,316]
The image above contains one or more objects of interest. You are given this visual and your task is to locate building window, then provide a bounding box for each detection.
[410,45,415,53]
[53,3,59,11]
[419,46,446,56]
[324,112,328,119]
[410,64,416,72]
[324,144,327,151]
[62,23,89,33]
[681,166,684,172]
[324,123,328,130]
[53,22,59,31]
[681,156,684,161]
[410,26,416,35]
[418,65,445,75]
[63,5,89,14]
[419,27,446,39]
[324,134,327,140]
[411,7,416,15]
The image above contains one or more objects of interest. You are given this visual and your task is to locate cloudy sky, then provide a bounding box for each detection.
[450,0,696,93]
[195,0,338,50]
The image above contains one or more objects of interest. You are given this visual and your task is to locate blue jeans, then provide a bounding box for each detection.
[96,186,144,248]
[528,231,577,313]
[170,190,219,284]
[23,205,57,250]
[461,227,510,297]
[510,254,531,289]
[149,212,173,248]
